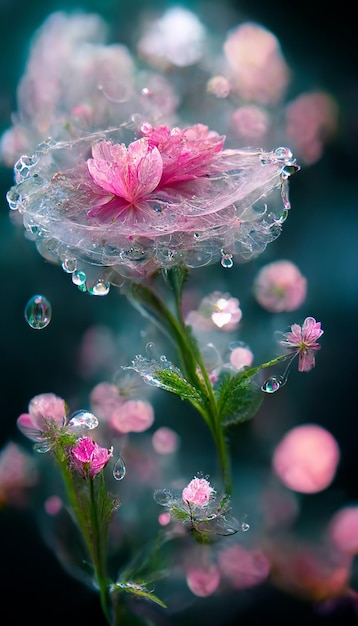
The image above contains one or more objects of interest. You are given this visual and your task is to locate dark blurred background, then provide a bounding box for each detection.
[0,1,357,624]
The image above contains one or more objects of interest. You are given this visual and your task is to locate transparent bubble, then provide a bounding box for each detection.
[33,441,53,453]
[24,295,52,329]
[153,488,175,506]
[220,251,234,268]
[240,522,250,532]
[87,280,110,296]
[67,410,99,432]
[113,456,126,481]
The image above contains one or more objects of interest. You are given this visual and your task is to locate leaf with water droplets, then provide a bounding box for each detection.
[124,355,204,405]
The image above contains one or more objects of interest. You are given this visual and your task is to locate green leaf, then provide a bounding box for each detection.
[112,581,167,608]
[216,371,263,426]
[153,368,204,404]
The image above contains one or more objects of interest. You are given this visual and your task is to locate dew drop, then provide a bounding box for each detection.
[220,250,234,269]
[62,257,77,273]
[67,410,99,432]
[72,270,87,285]
[88,280,110,296]
[24,295,52,329]
[240,522,250,532]
[261,376,285,393]
[33,441,53,453]
[113,456,126,481]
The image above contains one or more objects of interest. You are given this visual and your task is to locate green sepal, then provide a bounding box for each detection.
[215,370,263,426]
[111,581,167,608]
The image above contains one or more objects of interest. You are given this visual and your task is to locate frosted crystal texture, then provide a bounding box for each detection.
[7,127,299,289]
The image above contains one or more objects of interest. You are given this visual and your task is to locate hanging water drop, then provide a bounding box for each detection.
[88,280,110,296]
[62,257,77,273]
[67,410,99,432]
[240,522,250,532]
[113,456,126,481]
[261,375,285,393]
[72,270,87,286]
[220,250,234,269]
[24,295,52,329]
[33,441,53,453]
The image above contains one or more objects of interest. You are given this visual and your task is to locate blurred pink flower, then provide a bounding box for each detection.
[109,399,154,434]
[328,506,358,555]
[229,345,254,370]
[152,427,180,454]
[279,316,323,372]
[0,441,39,507]
[223,22,291,105]
[186,564,221,597]
[186,291,242,332]
[71,436,113,479]
[218,544,270,589]
[272,424,340,494]
[182,476,215,506]
[253,259,307,312]
[90,382,125,421]
[17,393,67,442]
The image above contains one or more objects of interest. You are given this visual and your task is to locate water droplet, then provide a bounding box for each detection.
[24,295,52,329]
[6,189,21,210]
[153,488,174,506]
[72,270,87,285]
[240,522,250,532]
[87,280,110,296]
[33,441,53,453]
[113,456,126,481]
[261,376,285,393]
[62,257,77,273]
[67,410,99,432]
[220,251,234,268]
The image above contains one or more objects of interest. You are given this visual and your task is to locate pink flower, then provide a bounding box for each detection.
[8,119,298,288]
[17,393,67,442]
[253,259,307,312]
[186,291,242,332]
[182,476,215,507]
[218,544,270,589]
[71,436,113,479]
[229,346,254,370]
[109,399,154,434]
[186,565,221,597]
[328,507,358,555]
[272,424,340,494]
[279,316,323,372]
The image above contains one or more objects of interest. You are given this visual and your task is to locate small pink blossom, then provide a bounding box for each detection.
[71,436,113,479]
[253,259,307,312]
[272,424,340,494]
[218,544,270,589]
[90,382,125,421]
[152,427,180,454]
[186,291,242,332]
[182,476,215,507]
[17,393,66,442]
[328,506,358,555]
[279,316,323,372]
[186,565,221,597]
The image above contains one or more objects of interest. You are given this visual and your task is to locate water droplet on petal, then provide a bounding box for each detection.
[33,441,53,453]
[62,257,77,273]
[24,295,52,329]
[113,456,126,481]
[67,410,99,431]
[87,280,110,296]
[240,522,250,532]
[261,376,285,393]
[220,250,234,269]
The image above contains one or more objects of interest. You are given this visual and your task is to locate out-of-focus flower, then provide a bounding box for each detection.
[253,259,307,312]
[0,11,178,167]
[154,475,242,538]
[0,442,39,507]
[279,316,323,372]
[229,345,254,370]
[285,91,338,165]
[7,118,298,290]
[327,506,358,555]
[186,564,221,596]
[70,435,113,479]
[152,427,180,454]
[137,6,206,69]
[230,105,270,142]
[218,544,270,589]
[223,22,291,105]
[109,399,154,434]
[186,291,242,332]
[272,424,340,494]
[17,393,67,443]
[182,476,215,506]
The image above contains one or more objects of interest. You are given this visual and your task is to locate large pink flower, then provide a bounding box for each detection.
[7,121,298,291]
